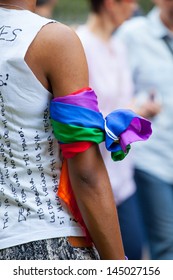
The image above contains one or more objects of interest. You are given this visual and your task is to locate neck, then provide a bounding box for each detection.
[87,12,117,42]
[0,0,36,12]
[160,13,173,33]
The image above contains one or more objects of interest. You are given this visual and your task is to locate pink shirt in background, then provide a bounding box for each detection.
[77,25,136,205]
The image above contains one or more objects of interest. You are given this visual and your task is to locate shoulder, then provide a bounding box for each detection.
[111,35,126,51]
[117,16,148,39]
[30,22,89,97]
[31,21,86,75]
[37,22,83,51]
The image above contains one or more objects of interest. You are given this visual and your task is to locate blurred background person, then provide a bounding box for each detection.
[76,0,145,260]
[131,2,144,17]
[36,0,57,18]
[117,0,173,260]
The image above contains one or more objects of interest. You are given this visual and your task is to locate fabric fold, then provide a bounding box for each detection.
[50,88,152,240]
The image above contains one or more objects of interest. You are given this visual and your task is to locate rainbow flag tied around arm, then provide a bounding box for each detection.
[50,87,152,240]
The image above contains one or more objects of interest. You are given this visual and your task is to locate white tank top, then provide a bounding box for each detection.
[0,8,83,250]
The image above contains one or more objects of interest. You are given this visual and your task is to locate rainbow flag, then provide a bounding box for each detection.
[50,88,152,239]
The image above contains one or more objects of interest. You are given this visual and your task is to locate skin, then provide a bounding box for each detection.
[130,97,161,119]
[0,0,125,259]
[87,0,137,41]
[154,0,173,31]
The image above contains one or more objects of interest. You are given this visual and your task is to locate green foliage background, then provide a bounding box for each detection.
[53,0,154,24]
[139,0,154,12]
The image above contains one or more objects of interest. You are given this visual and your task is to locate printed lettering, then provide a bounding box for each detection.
[0,74,9,87]
[0,25,22,41]
[18,129,28,152]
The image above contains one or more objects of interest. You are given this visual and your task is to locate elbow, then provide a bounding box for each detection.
[75,170,99,190]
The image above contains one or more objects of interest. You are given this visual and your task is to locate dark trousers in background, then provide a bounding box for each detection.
[117,192,144,260]
[135,168,173,260]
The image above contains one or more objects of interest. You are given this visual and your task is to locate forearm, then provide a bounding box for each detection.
[73,180,125,260]
[67,145,125,260]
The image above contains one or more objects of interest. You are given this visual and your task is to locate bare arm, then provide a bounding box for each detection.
[68,144,125,260]
[26,23,125,259]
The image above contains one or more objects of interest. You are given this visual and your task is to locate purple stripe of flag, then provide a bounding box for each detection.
[52,89,100,112]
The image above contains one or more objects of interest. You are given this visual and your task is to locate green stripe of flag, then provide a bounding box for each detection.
[51,119,105,143]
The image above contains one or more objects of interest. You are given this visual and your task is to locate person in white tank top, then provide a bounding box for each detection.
[0,0,125,260]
